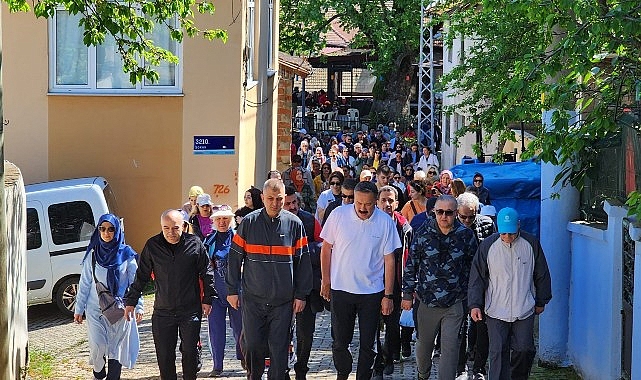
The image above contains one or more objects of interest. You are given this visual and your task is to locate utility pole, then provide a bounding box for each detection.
[417,0,440,150]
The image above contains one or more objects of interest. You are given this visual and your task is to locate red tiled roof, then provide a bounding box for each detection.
[278,52,313,77]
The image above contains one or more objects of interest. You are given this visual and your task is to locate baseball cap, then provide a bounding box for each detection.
[196,193,213,207]
[299,128,307,134]
[497,207,519,233]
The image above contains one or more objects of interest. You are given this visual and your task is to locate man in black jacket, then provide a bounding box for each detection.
[124,209,215,380]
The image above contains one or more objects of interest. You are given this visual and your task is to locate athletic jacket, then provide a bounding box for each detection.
[468,231,552,322]
[125,232,215,314]
[226,208,313,306]
[402,218,478,307]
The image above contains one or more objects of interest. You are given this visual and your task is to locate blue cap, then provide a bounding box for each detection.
[497,207,519,233]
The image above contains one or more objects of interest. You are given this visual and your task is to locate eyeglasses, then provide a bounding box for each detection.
[428,171,437,175]
[341,194,354,199]
[434,209,455,216]
[330,182,341,186]
[500,232,518,237]
[458,214,476,221]
[393,176,401,180]
[474,179,483,183]
[98,226,116,233]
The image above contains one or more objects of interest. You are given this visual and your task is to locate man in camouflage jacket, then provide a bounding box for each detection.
[401,195,478,380]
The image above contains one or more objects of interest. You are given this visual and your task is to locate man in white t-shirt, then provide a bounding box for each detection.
[320,181,402,380]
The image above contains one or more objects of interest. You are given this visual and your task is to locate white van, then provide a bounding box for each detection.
[26,177,118,316]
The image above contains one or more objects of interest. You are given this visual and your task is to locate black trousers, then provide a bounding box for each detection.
[374,295,401,371]
[331,290,383,380]
[294,291,324,379]
[151,311,202,380]
[242,298,293,380]
[468,317,490,374]
[487,314,536,380]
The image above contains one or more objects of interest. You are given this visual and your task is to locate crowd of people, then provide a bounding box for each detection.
[73,123,552,380]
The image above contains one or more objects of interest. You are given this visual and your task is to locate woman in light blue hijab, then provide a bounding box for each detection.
[74,214,142,380]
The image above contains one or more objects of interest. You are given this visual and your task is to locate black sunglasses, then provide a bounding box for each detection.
[98,226,116,233]
[434,209,455,216]
[341,194,354,199]
[330,182,341,186]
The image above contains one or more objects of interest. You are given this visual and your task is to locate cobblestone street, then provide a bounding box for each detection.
[28,295,576,379]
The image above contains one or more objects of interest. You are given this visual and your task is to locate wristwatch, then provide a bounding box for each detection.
[384,294,394,299]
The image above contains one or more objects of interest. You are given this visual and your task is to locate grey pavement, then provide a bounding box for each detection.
[28,295,440,379]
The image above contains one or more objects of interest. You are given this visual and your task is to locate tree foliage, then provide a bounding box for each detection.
[7,0,228,84]
[438,0,641,191]
[280,0,422,122]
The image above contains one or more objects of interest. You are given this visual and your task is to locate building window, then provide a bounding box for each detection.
[49,9,182,94]
[268,0,274,70]
[246,0,255,81]
[459,36,465,64]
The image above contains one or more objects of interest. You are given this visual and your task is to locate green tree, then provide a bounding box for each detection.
[438,0,641,197]
[280,0,422,125]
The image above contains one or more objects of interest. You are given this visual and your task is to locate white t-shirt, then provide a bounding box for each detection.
[316,189,340,220]
[320,205,402,294]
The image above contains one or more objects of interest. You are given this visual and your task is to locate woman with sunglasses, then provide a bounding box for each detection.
[315,171,344,222]
[425,165,439,181]
[74,214,142,380]
[313,162,333,195]
[465,172,491,205]
[403,165,415,183]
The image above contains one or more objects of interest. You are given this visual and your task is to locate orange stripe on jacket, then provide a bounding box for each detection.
[232,234,246,247]
[294,236,308,250]
[245,243,295,256]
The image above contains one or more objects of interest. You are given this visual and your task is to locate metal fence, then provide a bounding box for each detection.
[580,115,641,222]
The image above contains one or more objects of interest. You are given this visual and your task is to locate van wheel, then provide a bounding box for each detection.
[55,277,79,317]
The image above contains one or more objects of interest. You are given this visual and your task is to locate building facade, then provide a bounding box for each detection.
[2,0,279,250]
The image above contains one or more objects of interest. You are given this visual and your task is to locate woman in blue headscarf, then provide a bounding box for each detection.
[74,214,143,380]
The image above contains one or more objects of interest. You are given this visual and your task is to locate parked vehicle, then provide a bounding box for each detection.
[26,177,118,316]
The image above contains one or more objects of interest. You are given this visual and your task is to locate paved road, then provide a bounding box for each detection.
[28,297,575,379]
[28,296,429,379]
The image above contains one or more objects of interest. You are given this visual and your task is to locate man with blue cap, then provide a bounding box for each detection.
[468,207,552,380]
